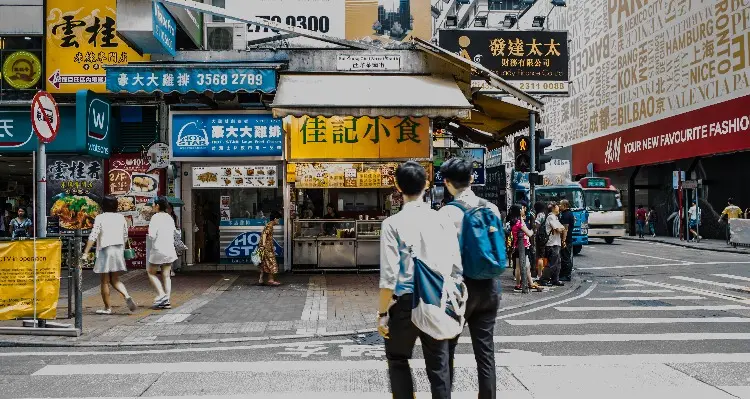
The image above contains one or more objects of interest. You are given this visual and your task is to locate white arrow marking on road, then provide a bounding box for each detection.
[555,305,747,311]
[505,317,750,326]
[586,296,705,301]
[603,289,675,293]
[623,279,750,303]
[621,251,688,263]
[712,274,750,283]
[496,283,598,320]
[578,261,750,271]
[670,276,750,292]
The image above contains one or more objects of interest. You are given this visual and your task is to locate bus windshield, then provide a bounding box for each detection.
[584,189,622,212]
[536,188,585,209]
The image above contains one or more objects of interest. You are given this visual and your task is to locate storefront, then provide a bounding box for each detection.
[170,111,285,270]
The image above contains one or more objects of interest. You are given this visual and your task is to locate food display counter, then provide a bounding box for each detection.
[292,219,383,270]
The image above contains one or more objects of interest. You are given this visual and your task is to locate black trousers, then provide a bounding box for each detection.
[385,294,452,399]
[560,243,573,279]
[543,245,562,283]
[449,278,500,399]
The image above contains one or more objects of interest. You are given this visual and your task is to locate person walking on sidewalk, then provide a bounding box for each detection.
[558,199,575,282]
[378,161,459,399]
[147,197,178,309]
[257,210,282,287]
[507,204,536,293]
[635,204,647,238]
[438,158,505,399]
[688,201,702,242]
[82,196,137,315]
[541,202,566,287]
[719,198,742,245]
[647,206,658,237]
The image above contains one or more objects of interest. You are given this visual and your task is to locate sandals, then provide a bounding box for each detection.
[267,281,281,287]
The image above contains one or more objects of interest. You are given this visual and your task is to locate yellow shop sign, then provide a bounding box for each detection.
[2,51,42,89]
[45,0,148,93]
[0,239,62,321]
[287,115,431,160]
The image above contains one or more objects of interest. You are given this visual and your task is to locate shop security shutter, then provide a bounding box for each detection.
[115,106,159,153]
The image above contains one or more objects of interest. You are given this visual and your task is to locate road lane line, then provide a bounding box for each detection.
[670,276,750,292]
[603,289,674,293]
[621,251,687,263]
[578,261,750,270]
[505,317,750,325]
[496,283,598,320]
[555,305,747,311]
[586,296,704,301]
[609,284,645,287]
[623,279,750,303]
[712,274,750,283]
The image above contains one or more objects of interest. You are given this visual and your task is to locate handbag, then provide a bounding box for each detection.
[251,246,263,266]
[174,230,188,252]
[123,240,136,260]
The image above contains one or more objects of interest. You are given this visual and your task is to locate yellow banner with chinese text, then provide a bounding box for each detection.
[0,240,62,321]
[45,0,149,94]
[287,116,431,160]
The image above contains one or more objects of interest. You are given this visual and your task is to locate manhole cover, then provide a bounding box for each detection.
[352,331,383,345]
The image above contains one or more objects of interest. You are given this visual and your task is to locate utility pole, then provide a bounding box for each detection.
[529,111,536,205]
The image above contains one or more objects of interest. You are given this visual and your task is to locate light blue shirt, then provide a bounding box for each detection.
[379,201,462,296]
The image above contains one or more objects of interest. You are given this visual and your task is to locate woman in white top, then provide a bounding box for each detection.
[147,196,178,309]
[82,196,137,315]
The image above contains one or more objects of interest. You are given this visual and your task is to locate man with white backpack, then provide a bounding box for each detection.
[378,161,464,399]
[439,158,507,399]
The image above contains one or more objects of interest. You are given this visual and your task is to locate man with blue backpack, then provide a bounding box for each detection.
[439,158,506,399]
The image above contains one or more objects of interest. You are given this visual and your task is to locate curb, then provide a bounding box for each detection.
[620,236,750,255]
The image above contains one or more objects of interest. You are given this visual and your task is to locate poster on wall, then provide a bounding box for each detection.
[46,155,104,236]
[292,162,432,188]
[472,166,506,210]
[45,0,149,93]
[433,148,486,185]
[192,166,278,188]
[107,154,164,234]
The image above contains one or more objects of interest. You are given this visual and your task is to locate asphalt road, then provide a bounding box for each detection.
[1,239,749,398]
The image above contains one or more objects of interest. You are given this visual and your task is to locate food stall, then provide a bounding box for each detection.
[285,115,432,271]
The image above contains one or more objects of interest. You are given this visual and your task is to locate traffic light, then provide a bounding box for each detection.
[535,129,553,172]
[514,135,530,172]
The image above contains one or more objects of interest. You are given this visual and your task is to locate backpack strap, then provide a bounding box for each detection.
[447,200,471,213]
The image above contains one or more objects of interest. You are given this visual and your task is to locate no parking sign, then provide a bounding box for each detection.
[30,91,60,143]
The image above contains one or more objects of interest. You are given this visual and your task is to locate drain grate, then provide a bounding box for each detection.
[351,331,384,346]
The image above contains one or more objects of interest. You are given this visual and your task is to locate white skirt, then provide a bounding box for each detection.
[94,245,127,274]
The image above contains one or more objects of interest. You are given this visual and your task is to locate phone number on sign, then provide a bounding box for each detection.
[249,15,331,33]
[195,73,265,86]
[515,82,568,91]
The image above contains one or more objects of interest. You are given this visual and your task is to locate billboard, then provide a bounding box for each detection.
[438,29,569,94]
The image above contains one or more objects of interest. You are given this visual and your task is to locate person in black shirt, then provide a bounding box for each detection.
[558,199,576,282]
[322,203,339,236]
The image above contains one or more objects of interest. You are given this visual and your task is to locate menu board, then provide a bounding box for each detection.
[193,166,278,188]
[293,162,432,189]
[107,154,165,235]
[46,155,104,236]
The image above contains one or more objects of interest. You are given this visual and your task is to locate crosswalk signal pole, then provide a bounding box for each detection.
[529,112,536,205]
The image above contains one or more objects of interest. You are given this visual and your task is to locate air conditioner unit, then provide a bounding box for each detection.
[205,23,246,50]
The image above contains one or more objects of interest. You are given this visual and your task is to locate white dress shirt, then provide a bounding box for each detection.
[380,201,462,296]
[88,212,128,251]
[545,213,565,247]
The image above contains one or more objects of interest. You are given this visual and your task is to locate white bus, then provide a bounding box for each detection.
[579,177,625,244]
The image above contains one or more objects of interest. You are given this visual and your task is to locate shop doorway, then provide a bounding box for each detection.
[194,190,221,264]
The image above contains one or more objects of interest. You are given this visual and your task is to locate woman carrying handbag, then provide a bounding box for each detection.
[82,196,138,315]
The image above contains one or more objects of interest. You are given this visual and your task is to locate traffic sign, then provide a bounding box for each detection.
[30,91,60,143]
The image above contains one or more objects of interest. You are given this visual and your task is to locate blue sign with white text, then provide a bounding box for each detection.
[106,67,277,94]
[153,2,177,56]
[225,232,283,262]
[0,107,83,153]
[76,90,112,158]
[171,113,283,158]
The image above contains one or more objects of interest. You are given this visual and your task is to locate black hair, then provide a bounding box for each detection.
[270,210,282,221]
[638,204,643,208]
[439,158,472,189]
[395,161,427,196]
[101,196,118,213]
[728,198,734,204]
[507,204,522,226]
[154,196,169,213]
[534,201,546,214]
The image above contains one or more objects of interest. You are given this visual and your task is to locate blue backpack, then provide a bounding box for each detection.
[449,199,508,279]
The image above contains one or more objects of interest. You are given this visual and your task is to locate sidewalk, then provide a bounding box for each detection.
[620,235,750,254]
[0,268,577,347]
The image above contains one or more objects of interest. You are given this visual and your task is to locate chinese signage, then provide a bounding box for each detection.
[76,90,112,158]
[287,116,430,160]
[107,66,277,94]
[472,166,505,209]
[336,54,401,71]
[572,96,750,175]
[193,166,278,188]
[0,107,86,153]
[433,147,486,185]
[46,155,104,235]
[292,162,432,189]
[2,51,42,89]
[108,154,165,234]
[152,2,176,56]
[0,240,62,321]
[438,30,569,94]
[45,0,148,93]
[170,112,283,159]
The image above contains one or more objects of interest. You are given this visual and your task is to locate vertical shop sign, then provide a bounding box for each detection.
[152,2,177,56]
[76,90,112,158]
[45,0,148,93]
[46,155,104,236]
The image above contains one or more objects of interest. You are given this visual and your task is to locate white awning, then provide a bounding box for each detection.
[271,74,473,119]
[413,37,544,111]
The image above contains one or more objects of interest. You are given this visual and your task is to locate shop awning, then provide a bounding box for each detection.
[413,37,544,111]
[271,74,473,119]
[459,93,537,139]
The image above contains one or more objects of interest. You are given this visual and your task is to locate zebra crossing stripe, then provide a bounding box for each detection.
[554,305,747,312]
[670,276,750,292]
[505,317,750,326]
[712,274,750,283]
[586,296,704,301]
